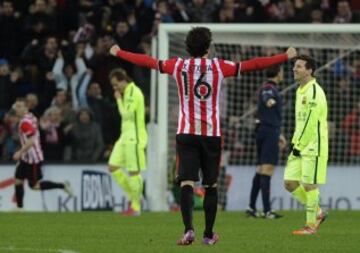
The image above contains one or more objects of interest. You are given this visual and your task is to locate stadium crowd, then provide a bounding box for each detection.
[0,0,359,163]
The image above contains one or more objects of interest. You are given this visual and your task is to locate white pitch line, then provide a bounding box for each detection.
[0,246,80,253]
[59,250,81,253]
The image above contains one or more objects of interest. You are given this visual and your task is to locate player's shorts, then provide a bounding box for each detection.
[176,134,221,186]
[284,154,328,184]
[108,140,146,172]
[256,126,280,165]
[15,161,43,187]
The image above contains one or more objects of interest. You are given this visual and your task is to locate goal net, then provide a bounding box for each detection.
[147,24,360,210]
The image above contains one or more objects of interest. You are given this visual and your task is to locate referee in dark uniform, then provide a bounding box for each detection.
[246,65,286,219]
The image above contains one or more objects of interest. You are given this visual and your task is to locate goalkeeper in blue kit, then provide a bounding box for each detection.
[284,55,328,235]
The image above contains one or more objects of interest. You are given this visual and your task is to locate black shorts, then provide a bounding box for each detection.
[176,134,221,186]
[256,126,280,166]
[15,161,43,186]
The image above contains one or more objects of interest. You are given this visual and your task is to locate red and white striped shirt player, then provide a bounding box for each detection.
[110,47,296,137]
[18,112,44,164]
[109,27,297,245]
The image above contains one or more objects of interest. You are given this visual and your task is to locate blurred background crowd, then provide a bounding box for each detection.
[0,0,359,163]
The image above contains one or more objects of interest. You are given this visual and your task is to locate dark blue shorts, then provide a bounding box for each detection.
[256,126,280,166]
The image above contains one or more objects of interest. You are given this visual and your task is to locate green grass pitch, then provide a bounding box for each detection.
[0,211,359,253]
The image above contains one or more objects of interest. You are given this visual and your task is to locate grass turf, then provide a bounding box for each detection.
[0,211,359,253]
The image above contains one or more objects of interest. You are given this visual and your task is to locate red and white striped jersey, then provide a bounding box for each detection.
[18,113,44,164]
[159,57,240,137]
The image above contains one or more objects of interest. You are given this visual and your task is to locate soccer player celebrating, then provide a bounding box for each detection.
[246,65,286,219]
[284,55,328,235]
[108,68,147,216]
[109,27,297,245]
[12,98,72,210]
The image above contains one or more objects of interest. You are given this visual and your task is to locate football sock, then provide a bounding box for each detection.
[15,184,24,208]
[112,169,131,196]
[203,187,218,238]
[291,185,307,205]
[306,188,319,226]
[128,174,143,212]
[180,185,194,233]
[39,181,64,190]
[260,175,271,213]
[249,173,261,210]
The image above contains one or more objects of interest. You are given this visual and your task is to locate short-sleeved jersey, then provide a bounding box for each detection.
[158,57,240,137]
[292,78,328,157]
[257,80,282,128]
[117,82,148,147]
[18,113,44,164]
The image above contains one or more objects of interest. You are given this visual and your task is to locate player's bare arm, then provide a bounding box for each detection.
[12,136,36,161]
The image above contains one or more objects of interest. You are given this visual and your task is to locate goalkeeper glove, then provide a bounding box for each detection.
[292,148,301,157]
[290,143,301,157]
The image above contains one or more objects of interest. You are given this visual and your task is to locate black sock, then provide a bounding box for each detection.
[180,185,194,233]
[260,175,271,213]
[15,184,24,208]
[40,181,64,190]
[203,187,218,238]
[249,173,261,210]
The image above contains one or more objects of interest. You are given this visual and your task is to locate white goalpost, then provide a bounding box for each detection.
[146,24,360,211]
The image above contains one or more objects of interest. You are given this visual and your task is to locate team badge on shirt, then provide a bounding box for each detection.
[302,96,307,105]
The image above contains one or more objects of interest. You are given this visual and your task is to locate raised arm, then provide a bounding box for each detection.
[109,45,158,70]
[240,47,297,73]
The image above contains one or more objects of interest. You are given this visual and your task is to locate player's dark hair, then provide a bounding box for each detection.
[266,65,281,78]
[109,68,132,82]
[295,55,317,76]
[185,27,212,57]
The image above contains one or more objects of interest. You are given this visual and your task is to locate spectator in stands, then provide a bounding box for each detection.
[0,59,16,119]
[87,82,108,129]
[132,38,151,108]
[2,109,20,161]
[328,77,358,122]
[185,0,216,23]
[88,35,118,98]
[24,0,56,42]
[310,8,324,23]
[155,0,174,23]
[70,43,92,110]
[113,20,139,74]
[66,108,104,162]
[21,36,59,112]
[349,58,360,79]
[52,50,69,91]
[292,0,311,22]
[39,106,66,161]
[0,118,7,160]
[86,81,119,160]
[25,93,41,118]
[149,0,175,36]
[10,66,32,97]
[51,89,75,125]
[333,0,360,23]
[341,102,360,164]
[215,0,239,23]
[0,0,24,64]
